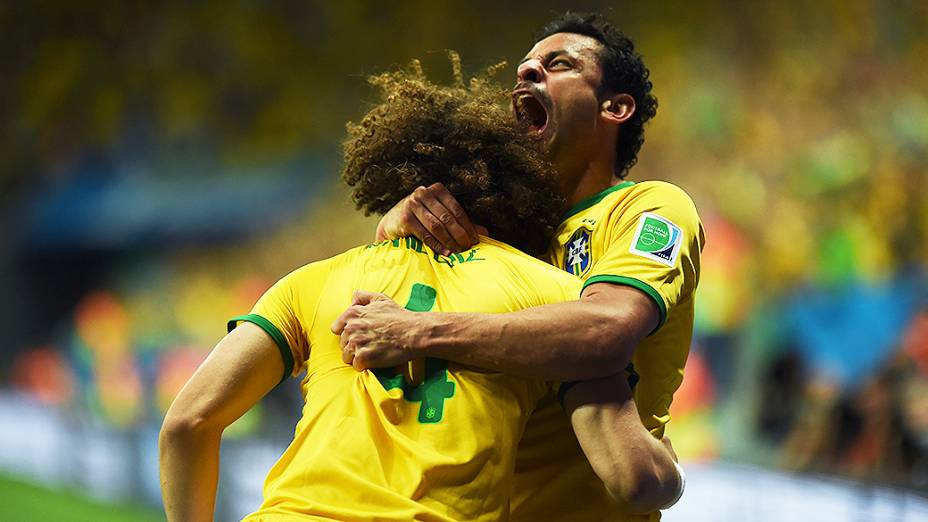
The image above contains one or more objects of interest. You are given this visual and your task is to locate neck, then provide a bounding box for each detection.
[559,154,621,207]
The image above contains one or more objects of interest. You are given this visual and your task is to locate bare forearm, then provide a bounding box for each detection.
[156,323,284,521]
[423,299,637,381]
[565,377,681,514]
[337,282,656,380]
[159,423,222,522]
[570,402,678,512]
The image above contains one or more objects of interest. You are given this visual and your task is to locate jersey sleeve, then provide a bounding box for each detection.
[585,182,705,332]
[227,258,335,383]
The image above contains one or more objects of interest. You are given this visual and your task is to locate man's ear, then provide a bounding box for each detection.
[601,93,636,125]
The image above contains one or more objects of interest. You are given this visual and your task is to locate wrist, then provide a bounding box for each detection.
[375,220,389,241]
[409,312,452,357]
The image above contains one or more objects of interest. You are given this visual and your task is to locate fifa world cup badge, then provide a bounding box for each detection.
[629,212,683,267]
[565,227,593,276]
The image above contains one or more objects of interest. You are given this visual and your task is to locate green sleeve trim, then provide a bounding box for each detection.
[227,314,294,385]
[582,275,667,334]
[563,181,635,219]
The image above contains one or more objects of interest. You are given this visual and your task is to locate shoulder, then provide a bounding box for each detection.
[611,180,702,230]
[480,238,561,272]
[280,246,365,285]
[481,238,582,296]
[628,181,698,211]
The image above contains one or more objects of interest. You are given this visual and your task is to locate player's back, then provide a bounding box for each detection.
[240,236,580,522]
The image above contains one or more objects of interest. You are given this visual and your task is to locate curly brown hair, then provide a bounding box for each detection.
[341,54,566,256]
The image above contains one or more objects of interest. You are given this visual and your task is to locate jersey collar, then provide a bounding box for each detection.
[563,181,635,220]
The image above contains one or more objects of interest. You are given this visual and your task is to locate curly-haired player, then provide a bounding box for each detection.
[159,58,680,521]
[335,12,701,521]
[342,56,563,256]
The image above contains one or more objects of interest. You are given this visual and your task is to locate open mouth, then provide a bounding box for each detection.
[513,91,549,136]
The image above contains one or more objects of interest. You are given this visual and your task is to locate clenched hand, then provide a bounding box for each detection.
[331,291,429,370]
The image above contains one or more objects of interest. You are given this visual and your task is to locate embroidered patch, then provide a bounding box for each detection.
[629,213,683,267]
[564,227,593,276]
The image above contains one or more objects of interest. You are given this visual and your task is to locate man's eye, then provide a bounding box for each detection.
[549,59,571,69]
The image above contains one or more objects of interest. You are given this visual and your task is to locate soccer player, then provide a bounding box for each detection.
[159,64,681,521]
[334,12,704,521]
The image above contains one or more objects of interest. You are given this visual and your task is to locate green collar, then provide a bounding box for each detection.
[563,181,635,219]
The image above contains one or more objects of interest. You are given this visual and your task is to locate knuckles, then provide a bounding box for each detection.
[427,182,446,196]
[348,304,366,318]
[406,196,423,210]
[411,187,429,202]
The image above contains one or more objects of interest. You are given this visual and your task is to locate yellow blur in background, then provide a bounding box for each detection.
[0,1,926,520]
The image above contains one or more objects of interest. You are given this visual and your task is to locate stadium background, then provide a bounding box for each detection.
[1,1,926,520]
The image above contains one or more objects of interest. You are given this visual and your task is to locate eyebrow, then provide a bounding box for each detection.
[518,49,570,66]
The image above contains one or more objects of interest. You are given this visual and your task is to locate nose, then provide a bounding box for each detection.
[517,59,544,84]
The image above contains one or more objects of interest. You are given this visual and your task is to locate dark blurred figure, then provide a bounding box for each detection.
[840,356,927,487]
[756,349,806,444]
[779,345,927,491]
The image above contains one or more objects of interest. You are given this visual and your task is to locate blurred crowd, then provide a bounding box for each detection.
[762,312,928,489]
[2,0,926,497]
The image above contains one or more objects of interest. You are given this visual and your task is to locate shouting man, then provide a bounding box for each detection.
[159,58,680,521]
[335,12,704,521]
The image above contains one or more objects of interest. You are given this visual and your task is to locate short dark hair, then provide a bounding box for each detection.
[536,12,658,178]
[342,56,565,256]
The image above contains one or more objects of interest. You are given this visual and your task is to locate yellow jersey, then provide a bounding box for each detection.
[230,236,581,521]
[511,180,705,522]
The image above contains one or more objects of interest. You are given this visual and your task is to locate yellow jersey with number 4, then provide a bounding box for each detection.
[511,180,705,522]
[230,236,580,522]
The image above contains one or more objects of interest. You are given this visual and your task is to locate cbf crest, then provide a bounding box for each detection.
[565,227,593,276]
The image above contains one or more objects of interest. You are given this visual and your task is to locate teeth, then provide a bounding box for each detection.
[515,94,533,120]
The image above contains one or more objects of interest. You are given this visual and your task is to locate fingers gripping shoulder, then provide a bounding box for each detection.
[380,183,478,255]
